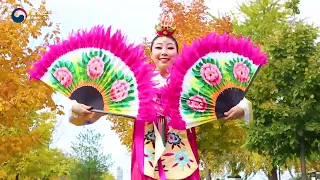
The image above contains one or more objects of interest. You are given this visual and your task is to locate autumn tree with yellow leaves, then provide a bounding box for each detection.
[0,0,60,174]
[0,112,76,179]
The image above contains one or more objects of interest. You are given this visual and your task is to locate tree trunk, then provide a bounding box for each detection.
[267,167,278,180]
[278,166,281,180]
[15,174,19,180]
[204,161,212,180]
[300,136,307,180]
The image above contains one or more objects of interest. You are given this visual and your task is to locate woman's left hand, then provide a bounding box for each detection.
[224,106,245,120]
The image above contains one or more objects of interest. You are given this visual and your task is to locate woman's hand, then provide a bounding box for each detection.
[70,103,104,126]
[224,106,245,120]
[71,103,92,116]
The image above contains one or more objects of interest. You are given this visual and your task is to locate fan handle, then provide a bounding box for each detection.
[90,109,136,119]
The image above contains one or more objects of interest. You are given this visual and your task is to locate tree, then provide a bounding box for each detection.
[0,111,77,179]
[70,128,113,180]
[158,0,228,49]
[102,172,116,180]
[285,152,320,177]
[232,0,320,179]
[198,120,270,180]
[232,0,291,45]
[0,0,60,165]
[198,120,246,179]
[247,20,320,180]
[2,147,75,179]
[109,115,134,151]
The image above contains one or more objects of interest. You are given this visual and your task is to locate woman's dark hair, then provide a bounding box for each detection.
[150,35,179,52]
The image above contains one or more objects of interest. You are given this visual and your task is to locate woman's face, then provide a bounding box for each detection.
[151,37,178,73]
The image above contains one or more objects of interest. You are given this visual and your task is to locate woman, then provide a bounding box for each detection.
[64,21,252,179]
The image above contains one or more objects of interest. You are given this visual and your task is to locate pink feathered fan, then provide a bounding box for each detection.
[28,25,157,125]
[163,32,267,129]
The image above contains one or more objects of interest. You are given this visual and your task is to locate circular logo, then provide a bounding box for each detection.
[11,8,27,23]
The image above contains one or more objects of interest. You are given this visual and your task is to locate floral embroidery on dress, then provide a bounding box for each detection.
[167,132,185,149]
[160,127,198,179]
[144,130,155,145]
[144,147,155,167]
[163,147,195,170]
[173,150,195,169]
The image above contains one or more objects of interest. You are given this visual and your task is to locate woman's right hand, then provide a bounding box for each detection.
[70,103,104,126]
[71,103,92,116]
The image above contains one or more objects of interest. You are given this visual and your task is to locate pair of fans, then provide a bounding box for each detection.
[28,24,267,130]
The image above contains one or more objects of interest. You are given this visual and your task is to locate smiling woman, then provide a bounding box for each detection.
[137,16,259,180]
[150,35,178,77]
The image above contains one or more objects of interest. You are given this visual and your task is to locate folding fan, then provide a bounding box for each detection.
[28,25,157,125]
[163,33,267,130]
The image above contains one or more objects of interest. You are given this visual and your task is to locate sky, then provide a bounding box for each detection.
[25,0,320,179]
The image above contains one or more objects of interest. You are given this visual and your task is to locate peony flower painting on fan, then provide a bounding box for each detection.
[87,56,105,79]
[200,63,222,86]
[110,80,130,102]
[53,67,73,88]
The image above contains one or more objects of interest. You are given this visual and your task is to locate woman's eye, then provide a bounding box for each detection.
[155,47,162,49]
[168,47,175,50]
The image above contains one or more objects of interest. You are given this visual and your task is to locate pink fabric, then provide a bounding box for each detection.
[184,127,201,180]
[131,120,150,180]
[158,160,167,180]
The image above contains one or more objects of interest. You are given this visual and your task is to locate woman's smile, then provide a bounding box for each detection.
[159,58,170,63]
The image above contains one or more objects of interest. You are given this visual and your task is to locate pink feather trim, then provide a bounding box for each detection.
[165,32,268,130]
[27,25,158,122]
